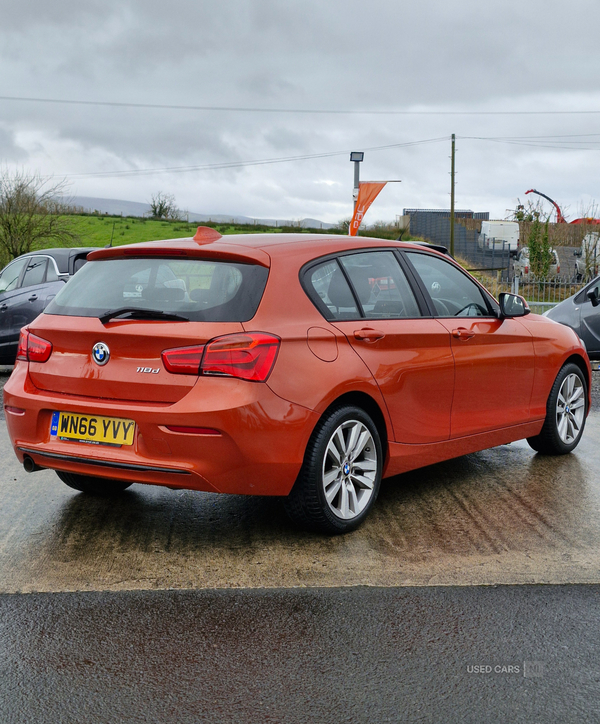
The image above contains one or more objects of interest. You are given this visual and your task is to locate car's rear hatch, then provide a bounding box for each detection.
[27,247,270,404]
[27,315,243,403]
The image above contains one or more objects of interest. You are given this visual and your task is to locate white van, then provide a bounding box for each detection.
[478,221,519,256]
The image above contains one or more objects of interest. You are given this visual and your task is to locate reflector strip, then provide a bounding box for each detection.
[165,426,221,435]
[17,447,191,475]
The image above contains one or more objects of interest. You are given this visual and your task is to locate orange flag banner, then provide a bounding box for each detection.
[349,182,387,236]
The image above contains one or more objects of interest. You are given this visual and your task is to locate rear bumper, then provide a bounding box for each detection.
[4,362,318,496]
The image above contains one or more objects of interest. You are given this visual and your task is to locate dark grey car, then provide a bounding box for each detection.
[0,248,94,364]
[545,276,600,359]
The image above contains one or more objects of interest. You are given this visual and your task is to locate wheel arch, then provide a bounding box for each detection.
[317,391,389,464]
[563,353,592,405]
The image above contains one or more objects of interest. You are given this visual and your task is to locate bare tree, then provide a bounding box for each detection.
[149,192,181,221]
[507,197,546,222]
[0,168,78,265]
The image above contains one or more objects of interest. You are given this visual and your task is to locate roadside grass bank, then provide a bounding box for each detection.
[21,215,415,253]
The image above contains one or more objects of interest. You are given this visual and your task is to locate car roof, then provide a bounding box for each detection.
[9,247,96,274]
[87,230,448,267]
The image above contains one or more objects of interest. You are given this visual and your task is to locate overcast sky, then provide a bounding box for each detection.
[2,0,600,224]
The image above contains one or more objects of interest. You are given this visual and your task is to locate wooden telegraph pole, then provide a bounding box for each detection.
[450,134,455,257]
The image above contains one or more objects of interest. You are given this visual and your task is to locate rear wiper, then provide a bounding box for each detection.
[99,307,189,324]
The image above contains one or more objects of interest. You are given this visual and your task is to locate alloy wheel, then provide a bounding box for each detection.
[556,373,585,445]
[322,419,378,520]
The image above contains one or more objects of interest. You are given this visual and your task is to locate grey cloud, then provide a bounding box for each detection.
[2,0,600,222]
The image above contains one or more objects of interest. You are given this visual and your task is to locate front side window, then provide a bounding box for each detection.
[0,257,28,293]
[407,252,492,317]
[45,257,269,322]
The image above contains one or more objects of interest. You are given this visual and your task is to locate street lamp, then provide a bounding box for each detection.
[350,151,364,203]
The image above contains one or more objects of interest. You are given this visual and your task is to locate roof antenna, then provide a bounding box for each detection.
[105,220,115,248]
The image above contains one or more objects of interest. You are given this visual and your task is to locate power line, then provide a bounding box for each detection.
[460,135,600,151]
[57,137,449,179]
[3,94,600,116]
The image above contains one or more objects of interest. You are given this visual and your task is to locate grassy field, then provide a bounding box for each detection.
[63,216,281,248]
[32,214,412,251]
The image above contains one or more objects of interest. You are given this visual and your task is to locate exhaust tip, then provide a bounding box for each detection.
[23,455,42,473]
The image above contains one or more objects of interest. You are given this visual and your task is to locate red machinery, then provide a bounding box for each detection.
[525,189,600,225]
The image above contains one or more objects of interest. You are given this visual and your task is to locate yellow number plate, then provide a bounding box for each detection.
[52,412,135,447]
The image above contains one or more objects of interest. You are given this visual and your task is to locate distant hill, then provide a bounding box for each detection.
[67,196,336,230]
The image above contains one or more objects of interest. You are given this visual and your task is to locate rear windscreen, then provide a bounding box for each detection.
[44,257,269,322]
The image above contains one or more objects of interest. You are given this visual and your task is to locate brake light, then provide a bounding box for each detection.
[161,333,280,381]
[16,329,52,362]
[161,345,205,374]
[524,265,529,274]
[201,333,280,381]
[123,249,188,256]
[16,329,29,361]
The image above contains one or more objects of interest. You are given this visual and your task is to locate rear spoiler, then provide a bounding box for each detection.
[404,241,452,257]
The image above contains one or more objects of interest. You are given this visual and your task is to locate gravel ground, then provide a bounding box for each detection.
[589,364,600,405]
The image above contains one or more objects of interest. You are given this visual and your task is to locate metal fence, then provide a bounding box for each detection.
[407,211,590,307]
[408,212,512,278]
[481,276,584,311]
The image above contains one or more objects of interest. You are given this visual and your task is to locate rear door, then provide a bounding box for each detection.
[405,251,536,437]
[311,250,455,443]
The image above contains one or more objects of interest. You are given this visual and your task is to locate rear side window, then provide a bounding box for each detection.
[45,257,269,322]
[308,260,360,319]
[304,251,422,320]
[339,251,421,319]
[21,257,48,288]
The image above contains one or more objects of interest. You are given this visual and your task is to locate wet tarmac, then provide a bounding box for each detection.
[1,585,599,724]
[1,367,600,592]
[2,367,600,723]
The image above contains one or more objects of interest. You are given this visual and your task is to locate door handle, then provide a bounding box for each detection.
[354,328,385,342]
[452,327,475,341]
[0,303,7,312]
[28,294,38,302]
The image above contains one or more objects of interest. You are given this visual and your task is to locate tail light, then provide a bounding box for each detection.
[524,265,529,274]
[202,333,280,381]
[162,333,280,381]
[161,345,205,375]
[16,329,53,363]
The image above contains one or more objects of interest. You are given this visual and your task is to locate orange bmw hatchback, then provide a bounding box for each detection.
[4,229,591,533]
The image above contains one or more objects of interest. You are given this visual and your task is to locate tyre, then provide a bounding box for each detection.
[527,363,588,455]
[284,405,383,534]
[56,471,132,495]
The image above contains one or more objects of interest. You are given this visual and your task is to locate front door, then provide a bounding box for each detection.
[405,251,535,438]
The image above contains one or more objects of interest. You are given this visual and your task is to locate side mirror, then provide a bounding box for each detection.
[499,292,530,318]
[574,250,582,258]
[587,287,600,307]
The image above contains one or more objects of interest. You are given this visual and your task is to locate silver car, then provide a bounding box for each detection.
[513,246,560,281]
[545,276,600,359]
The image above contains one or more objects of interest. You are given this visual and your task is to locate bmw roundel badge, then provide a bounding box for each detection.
[92,342,110,366]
